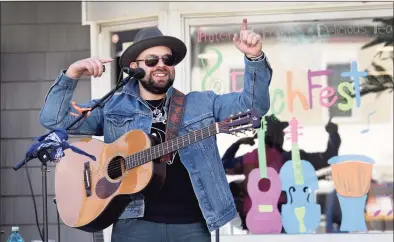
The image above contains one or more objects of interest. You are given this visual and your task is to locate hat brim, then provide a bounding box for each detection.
[119,36,187,68]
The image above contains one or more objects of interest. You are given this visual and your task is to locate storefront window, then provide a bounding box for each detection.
[189,16,393,235]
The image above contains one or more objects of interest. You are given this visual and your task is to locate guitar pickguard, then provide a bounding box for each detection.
[96,178,121,199]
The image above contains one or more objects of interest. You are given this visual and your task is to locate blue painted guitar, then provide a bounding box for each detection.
[279,117,321,233]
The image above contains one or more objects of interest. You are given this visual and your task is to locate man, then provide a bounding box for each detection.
[40,18,272,242]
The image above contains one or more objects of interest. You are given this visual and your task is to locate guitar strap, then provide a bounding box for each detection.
[159,88,186,163]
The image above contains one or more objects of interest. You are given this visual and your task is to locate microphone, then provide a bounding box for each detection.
[122,67,145,79]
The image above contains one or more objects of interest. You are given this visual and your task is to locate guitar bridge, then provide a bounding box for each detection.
[84,162,92,197]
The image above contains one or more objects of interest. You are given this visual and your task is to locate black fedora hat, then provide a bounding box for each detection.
[119,27,187,68]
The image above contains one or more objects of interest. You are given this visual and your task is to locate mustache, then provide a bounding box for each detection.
[151,67,170,73]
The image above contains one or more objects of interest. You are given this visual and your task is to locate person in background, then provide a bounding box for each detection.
[223,115,287,230]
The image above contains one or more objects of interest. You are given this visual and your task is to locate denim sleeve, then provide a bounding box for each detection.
[207,54,272,122]
[39,70,104,136]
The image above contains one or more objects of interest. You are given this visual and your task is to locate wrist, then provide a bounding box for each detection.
[246,51,263,59]
[65,70,80,80]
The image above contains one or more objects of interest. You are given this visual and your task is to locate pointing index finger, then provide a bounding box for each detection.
[241,18,247,30]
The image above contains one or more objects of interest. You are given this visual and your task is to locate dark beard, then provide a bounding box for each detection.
[139,75,174,94]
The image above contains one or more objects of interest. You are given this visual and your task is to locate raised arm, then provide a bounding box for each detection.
[39,57,112,136]
[207,18,272,121]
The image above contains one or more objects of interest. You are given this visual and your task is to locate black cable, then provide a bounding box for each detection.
[24,158,44,241]
[56,203,60,242]
[215,229,219,242]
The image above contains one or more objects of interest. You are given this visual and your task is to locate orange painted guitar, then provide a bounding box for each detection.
[54,110,261,232]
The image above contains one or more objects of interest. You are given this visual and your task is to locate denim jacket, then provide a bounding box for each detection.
[39,55,272,232]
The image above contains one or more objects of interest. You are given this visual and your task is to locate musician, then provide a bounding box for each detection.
[39,18,272,242]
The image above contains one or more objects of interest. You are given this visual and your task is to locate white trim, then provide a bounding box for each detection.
[184,18,192,93]
[81,0,88,25]
[84,5,394,242]
[183,6,393,25]
[216,233,393,242]
[171,1,392,16]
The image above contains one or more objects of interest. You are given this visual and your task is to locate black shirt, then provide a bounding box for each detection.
[141,98,205,224]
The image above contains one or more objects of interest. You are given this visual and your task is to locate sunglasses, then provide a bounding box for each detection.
[135,54,175,67]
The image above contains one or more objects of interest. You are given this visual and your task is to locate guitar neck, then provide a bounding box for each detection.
[124,124,218,169]
[291,143,304,185]
[258,131,268,179]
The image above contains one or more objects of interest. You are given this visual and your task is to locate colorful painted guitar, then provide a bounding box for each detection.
[279,117,321,234]
[246,116,282,233]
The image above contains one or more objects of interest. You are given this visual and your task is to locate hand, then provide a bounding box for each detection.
[237,137,255,146]
[66,57,113,79]
[325,118,338,133]
[70,101,92,117]
[233,18,262,58]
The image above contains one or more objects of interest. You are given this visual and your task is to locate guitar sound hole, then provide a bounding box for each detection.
[107,156,126,180]
[258,178,271,192]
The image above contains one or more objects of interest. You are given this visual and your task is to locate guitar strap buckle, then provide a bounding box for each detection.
[160,88,185,163]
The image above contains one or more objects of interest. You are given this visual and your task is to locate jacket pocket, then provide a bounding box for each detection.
[105,114,136,140]
[181,113,216,154]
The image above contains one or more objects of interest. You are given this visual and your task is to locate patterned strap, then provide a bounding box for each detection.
[160,88,186,163]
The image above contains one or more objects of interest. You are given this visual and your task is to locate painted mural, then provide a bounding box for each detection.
[192,17,393,235]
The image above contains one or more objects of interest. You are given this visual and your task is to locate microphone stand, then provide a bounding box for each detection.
[13,71,139,242]
[215,229,220,242]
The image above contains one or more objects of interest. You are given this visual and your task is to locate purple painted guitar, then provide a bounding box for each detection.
[246,116,283,234]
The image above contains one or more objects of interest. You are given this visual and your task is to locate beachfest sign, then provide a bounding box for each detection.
[230,61,367,115]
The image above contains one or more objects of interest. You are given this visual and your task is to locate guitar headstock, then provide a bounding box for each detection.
[219,109,261,135]
[284,117,303,143]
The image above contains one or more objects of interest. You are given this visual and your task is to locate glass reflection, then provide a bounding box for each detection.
[189,17,393,235]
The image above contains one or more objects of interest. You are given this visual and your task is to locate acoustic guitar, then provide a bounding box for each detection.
[54,110,261,232]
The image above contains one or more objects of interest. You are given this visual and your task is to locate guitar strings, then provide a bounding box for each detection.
[85,116,252,180]
[85,123,225,180]
[86,125,215,180]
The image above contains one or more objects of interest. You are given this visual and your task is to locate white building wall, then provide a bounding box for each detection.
[82,1,393,242]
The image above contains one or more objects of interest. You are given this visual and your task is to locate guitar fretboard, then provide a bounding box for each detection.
[124,124,218,169]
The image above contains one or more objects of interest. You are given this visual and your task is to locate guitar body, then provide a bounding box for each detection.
[279,159,321,234]
[53,109,262,233]
[246,167,282,233]
[55,130,166,232]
